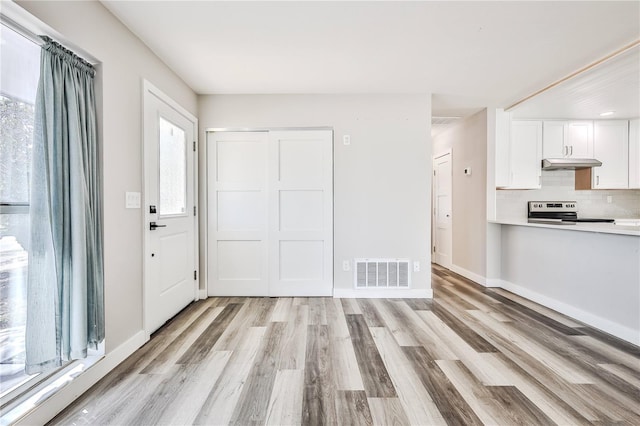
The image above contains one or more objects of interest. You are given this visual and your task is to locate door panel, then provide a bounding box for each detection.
[217,240,263,280]
[269,130,333,297]
[217,140,267,183]
[208,132,269,296]
[279,190,324,231]
[144,88,197,334]
[278,138,325,185]
[217,191,264,231]
[279,240,324,281]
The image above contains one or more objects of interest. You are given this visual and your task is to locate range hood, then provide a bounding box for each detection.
[541,158,602,170]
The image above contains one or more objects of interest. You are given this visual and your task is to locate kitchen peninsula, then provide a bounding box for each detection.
[488,218,639,345]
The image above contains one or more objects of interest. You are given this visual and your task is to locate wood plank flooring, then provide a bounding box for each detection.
[50,265,640,425]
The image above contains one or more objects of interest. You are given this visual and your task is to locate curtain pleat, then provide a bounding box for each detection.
[26,37,103,374]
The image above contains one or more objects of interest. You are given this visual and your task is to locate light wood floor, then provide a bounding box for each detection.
[51,265,640,425]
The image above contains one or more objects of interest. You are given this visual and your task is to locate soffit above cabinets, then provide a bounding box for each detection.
[510,44,640,120]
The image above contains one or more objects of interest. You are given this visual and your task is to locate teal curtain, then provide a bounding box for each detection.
[26,37,104,374]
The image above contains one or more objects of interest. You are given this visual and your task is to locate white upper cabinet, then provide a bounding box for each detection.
[629,119,640,189]
[508,120,542,189]
[592,120,629,189]
[566,121,594,158]
[542,121,593,158]
[495,116,542,189]
[542,121,566,158]
[494,109,511,188]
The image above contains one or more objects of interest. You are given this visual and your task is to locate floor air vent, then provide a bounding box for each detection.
[354,259,410,288]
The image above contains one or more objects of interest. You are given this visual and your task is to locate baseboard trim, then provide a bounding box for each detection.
[484,278,503,288]
[333,288,433,299]
[500,280,639,346]
[16,330,148,425]
[449,264,492,287]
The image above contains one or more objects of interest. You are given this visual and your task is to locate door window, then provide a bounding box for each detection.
[158,116,187,216]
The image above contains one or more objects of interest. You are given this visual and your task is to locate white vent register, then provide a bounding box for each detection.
[354,259,410,289]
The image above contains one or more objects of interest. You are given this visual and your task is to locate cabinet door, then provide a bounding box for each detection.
[495,109,511,187]
[542,121,567,158]
[629,119,640,189]
[566,121,594,158]
[510,121,542,189]
[593,121,629,189]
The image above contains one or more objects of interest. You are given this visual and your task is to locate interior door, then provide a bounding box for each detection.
[207,129,333,297]
[433,152,452,269]
[268,130,333,296]
[144,86,197,334]
[208,131,269,296]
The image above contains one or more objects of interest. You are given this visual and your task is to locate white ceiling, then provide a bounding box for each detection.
[510,44,640,120]
[101,1,640,117]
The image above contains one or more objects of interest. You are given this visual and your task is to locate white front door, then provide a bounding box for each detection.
[143,83,197,334]
[433,151,452,269]
[208,129,333,296]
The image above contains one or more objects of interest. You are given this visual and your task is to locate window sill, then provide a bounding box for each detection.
[1,346,103,425]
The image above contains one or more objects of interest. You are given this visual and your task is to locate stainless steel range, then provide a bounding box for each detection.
[527,201,615,225]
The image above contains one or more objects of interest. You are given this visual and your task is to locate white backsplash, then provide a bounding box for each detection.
[496,170,640,221]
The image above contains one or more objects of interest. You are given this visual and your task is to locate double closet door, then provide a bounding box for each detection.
[208,129,333,296]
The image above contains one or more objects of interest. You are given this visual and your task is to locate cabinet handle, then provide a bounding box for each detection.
[596,175,600,186]
[570,146,573,156]
[564,146,568,156]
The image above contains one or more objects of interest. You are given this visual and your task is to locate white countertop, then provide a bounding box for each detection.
[490,218,640,236]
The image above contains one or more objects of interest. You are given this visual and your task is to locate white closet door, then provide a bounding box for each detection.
[268,130,333,296]
[208,131,269,296]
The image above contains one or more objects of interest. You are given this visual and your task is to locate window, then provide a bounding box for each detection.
[0,22,41,398]
[1,22,105,423]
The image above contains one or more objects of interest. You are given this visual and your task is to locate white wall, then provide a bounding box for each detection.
[433,109,488,281]
[15,0,198,351]
[198,94,432,294]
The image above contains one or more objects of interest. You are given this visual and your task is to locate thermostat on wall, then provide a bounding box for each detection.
[464,167,472,176]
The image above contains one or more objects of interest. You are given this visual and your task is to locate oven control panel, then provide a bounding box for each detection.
[528,201,577,212]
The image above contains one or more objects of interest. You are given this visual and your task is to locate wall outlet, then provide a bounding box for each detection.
[342,260,351,271]
[607,195,613,204]
[343,135,351,145]
[413,261,420,272]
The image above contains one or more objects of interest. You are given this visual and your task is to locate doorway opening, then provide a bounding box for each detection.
[432,150,452,270]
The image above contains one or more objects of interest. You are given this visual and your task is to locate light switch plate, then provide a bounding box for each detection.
[125,192,141,209]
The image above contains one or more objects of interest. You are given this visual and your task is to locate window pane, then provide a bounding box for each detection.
[158,117,186,216]
[0,24,41,396]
